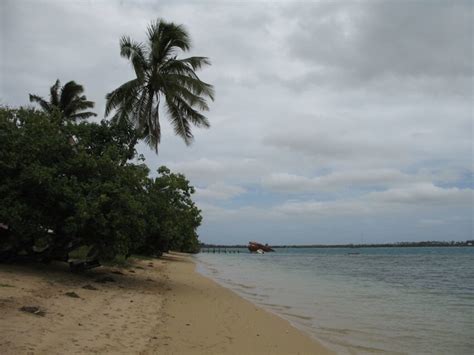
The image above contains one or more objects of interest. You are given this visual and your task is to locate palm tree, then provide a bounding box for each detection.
[29,79,97,121]
[105,19,214,151]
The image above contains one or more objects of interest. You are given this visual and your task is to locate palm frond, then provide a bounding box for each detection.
[50,79,61,106]
[29,94,51,113]
[148,19,191,64]
[164,81,210,111]
[120,36,148,80]
[60,81,85,111]
[160,59,200,79]
[163,74,214,100]
[168,94,210,128]
[64,96,95,118]
[178,56,211,71]
[105,78,141,117]
[69,111,97,120]
[165,95,193,145]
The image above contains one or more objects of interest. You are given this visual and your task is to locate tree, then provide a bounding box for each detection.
[105,18,214,151]
[29,79,97,122]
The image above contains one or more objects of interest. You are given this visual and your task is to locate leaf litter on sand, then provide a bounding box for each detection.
[20,306,46,316]
[95,276,115,283]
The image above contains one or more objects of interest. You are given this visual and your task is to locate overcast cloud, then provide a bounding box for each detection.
[1,0,472,244]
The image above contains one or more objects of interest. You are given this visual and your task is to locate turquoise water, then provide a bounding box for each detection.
[196,247,474,354]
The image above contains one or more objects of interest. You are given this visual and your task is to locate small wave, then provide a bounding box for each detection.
[319,326,376,337]
[280,312,313,321]
[225,279,256,289]
[235,283,256,289]
[238,289,269,299]
[262,302,292,310]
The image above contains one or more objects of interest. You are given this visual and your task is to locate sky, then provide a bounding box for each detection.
[1,0,473,245]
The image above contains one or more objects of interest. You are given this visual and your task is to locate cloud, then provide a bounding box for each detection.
[195,183,246,200]
[366,183,473,206]
[275,183,473,217]
[262,104,472,170]
[262,169,471,194]
[200,184,473,220]
[262,169,417,193]
[165,158,267,185]
[285,1,473,87]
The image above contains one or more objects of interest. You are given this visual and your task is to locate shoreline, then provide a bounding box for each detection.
[0,253,333,354]
[156,253,333,354]
[194,257,337,353]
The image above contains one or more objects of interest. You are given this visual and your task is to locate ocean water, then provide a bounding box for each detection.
[195,247,474,354]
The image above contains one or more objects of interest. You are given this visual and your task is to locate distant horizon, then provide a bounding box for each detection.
[200,240,473,247]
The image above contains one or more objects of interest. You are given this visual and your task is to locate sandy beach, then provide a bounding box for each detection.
[0,253,332,354]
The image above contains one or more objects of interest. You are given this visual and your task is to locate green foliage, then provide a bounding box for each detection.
[0,106,202,264]
[139,166,202,255]
[105,18,214,151]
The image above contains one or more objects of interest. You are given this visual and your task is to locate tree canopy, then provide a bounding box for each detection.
[0,106,202,265]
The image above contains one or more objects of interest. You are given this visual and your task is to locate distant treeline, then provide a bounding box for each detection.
[201,240,474,249]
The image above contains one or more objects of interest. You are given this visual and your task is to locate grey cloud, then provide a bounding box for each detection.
[286,1,473,81]
[262,169,421,193]
[195,183,246,201]
[274,183,473,217]
[166,158,268,185]
[202,183,473,221]
[366,183,473,206]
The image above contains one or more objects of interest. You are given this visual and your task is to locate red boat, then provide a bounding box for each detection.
[248,241,275,253]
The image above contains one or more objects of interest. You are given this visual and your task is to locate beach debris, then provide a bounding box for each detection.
[69,259,101,272]
[65,292,80,298]
[19,306,46,316]
[82,284,98,291]
[95,276,115,283]
[128,269,136,273]
[186,323,191,326]
[0,283,14,288]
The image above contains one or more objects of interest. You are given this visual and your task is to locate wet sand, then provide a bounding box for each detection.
[0,253,332,354]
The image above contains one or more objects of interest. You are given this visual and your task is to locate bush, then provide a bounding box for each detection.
[0,106,202,264]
